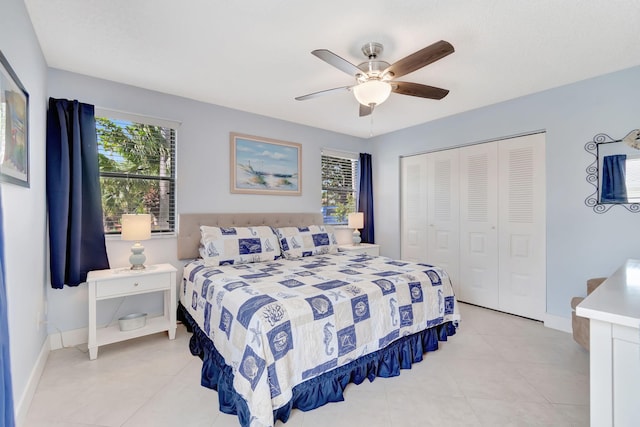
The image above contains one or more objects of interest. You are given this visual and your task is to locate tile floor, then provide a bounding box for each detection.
[24,303,590,427]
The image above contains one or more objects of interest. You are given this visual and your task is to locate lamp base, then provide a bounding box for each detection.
[129,242,146,270]
[352,229,361,246]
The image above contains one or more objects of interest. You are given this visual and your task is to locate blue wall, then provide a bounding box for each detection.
[0,0,49,420]
[49,65,640,324]
[372,65,640,319]
[46,69,369,333]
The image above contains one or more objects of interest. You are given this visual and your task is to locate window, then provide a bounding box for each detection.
[321,150,358,224]
[95,109,177,234]
[625,156,640,202]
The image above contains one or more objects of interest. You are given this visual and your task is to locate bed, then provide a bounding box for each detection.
[177,213,460,427]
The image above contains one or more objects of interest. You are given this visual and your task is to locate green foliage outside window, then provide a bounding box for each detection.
[321,154,357,224]
[96,117,175,233]
[333,193,356,223]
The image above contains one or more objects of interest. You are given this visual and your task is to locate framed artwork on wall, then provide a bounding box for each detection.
[230,132,302,196]
[0,50,29,187]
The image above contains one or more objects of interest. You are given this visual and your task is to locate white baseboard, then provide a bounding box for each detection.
[49,326,88,350]
[15,337,49,427]
[14,328,89,426]
[544,312,572,333]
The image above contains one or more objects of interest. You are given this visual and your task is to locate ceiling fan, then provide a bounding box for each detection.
[295,40,455,117]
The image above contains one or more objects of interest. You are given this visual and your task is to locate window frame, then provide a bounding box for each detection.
[625,155,640,203]
[321,149,359,225]
[95,108,178,236]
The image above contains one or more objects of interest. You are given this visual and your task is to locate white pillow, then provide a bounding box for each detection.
[199,226,281,266]
[274,225,338,259]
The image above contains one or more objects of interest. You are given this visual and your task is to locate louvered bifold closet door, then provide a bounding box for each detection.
[426,149,460,296]
[497,133,546,320]
[400,154,428,262]
[459,142,499,309]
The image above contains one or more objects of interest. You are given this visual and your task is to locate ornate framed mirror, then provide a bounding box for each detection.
[585,130,640,213]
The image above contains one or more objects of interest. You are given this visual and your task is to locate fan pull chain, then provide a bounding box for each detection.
[369,103,375,137]
[370,113,374,137]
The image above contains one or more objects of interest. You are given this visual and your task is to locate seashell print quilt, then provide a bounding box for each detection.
[181,252,459,427]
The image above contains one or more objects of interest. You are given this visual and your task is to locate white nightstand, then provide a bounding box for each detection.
[87,263,177,360]
[338,243,380,256]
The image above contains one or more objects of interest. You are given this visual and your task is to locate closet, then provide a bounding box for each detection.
[400,133,546,320]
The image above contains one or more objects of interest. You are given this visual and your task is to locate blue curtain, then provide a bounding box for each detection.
[357,153,374,243]
[46,98,109,288]
[601,154,628,203]
[0,189,16,427]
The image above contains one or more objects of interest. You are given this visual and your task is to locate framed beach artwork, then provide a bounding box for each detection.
[230,133,301,195]
[0,50,29,187]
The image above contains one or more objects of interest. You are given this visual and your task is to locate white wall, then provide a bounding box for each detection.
[0,0,49,419]
[46,69,369,332]
[371,65,640,319]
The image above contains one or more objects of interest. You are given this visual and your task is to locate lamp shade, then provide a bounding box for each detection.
[348,212,364,229]
[353,80,392,107]
[121,214,151,241]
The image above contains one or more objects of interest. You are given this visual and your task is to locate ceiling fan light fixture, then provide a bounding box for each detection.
[353,80,392,107]
[297,40,454,116]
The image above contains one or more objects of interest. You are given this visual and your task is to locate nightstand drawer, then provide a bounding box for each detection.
[96,273,169,298]
[338,243,380,256]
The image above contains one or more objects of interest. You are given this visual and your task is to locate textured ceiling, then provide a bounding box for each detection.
[25,0,640,138]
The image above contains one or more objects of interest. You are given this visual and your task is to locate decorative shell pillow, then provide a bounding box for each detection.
[274,225,338,259]
[199,226,281,266]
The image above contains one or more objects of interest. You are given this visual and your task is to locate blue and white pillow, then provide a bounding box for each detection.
[200,226,281,266]
[274,225,338,259]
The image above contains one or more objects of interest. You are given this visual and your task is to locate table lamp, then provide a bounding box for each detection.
[121,214,151,270]
[348,212,364,246]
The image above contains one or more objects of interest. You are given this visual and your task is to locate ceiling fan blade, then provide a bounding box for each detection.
[392,81,449,100]
[359,104,373,117]
[384,40,454,79]
[295,86,351,101]
[312,49,362,76]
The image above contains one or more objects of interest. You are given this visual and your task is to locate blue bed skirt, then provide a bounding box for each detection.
[178,302,457,427]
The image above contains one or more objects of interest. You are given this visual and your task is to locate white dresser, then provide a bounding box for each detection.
[576,259,640,427]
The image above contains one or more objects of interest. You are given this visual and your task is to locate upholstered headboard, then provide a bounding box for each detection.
[177,212,324,260]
